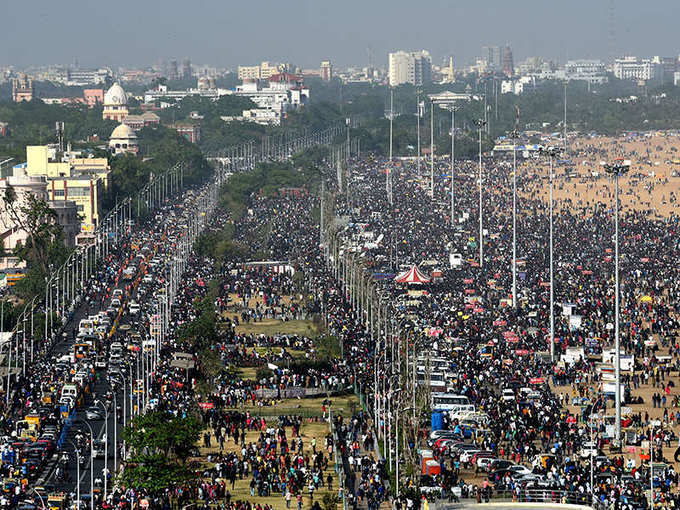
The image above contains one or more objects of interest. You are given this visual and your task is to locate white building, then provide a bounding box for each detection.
[0,166,48,267]
[501,76,537,95]
[565,60,608,84]
[228,73,310,124]
[388,50,432,87]
[613,57,663,82]
[143,83,221,104]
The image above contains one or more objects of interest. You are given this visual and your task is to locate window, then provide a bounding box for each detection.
[77,205,84,212]
[54,190,65,197]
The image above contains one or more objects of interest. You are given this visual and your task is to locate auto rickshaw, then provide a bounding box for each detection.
[48,493,66,510]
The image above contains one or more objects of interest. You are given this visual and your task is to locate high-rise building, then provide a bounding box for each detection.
[182,58,192,80]
[482,46,502,71]
[502,45,514,77]
[320,60,333,81]
[388,50,432,87]
[169,60,179,80]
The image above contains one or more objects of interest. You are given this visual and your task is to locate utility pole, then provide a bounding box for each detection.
[602,158,631,444]
[476,120,487,267]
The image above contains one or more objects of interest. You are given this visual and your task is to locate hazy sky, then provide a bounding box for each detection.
[3,0,679,69]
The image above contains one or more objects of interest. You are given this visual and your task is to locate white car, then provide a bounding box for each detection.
[502,389,515,401]
[476,457,496,469]
[508,465,533,477]
[579,441,598,458]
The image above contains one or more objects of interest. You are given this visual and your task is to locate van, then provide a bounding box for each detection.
[61,384,78,400]
[78,320,94,335]
[129,302,140,315]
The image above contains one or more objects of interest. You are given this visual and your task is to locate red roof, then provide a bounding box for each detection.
[395,265,431,284]
[268,73,303,83]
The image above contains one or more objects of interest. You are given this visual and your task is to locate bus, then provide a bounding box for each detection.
[431,392,472,412]
[417,371,447,390]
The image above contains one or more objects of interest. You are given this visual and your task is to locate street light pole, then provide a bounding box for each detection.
[602,159,631,444]
[450,107,456,225]
[95,400,109,500]
[416,91,421,176]
[541,147,562,360]
[549,152,555,361]
[476,120,486,267]
[430,100,434,196]
[512,135,517,308]
[76,420,95,510]
[67,440,81,509]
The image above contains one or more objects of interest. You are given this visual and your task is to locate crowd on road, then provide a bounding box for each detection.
[5,131,680,510]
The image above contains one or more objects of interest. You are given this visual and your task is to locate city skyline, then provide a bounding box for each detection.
[3,0,680,69]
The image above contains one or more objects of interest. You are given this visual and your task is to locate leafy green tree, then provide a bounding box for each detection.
[118,411,202,494]
[1,187,70,298]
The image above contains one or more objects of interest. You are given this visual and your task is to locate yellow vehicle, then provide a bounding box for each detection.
[25,413,40,429]
[74,343,90,359]
[48,493,66,510]
[15,419,39,440]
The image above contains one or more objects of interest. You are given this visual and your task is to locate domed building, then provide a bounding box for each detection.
[109,123,138,156]
[102,82,128,122]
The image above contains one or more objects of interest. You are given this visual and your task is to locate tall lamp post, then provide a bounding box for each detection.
[416,90,422,176]
[601,158,631,443]
[475,119,487,267]
[95,399,109,500]
[541,146,562,360]
[67,440,81,509]
[387,88,394,205]
[509,126,519,308]
[429,100,434,196]
[75,420,95,510]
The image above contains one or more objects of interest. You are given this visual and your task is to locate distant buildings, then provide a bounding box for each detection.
[480,45,514,76]
[564,60,608,84]
[41,88,105,107]
[84,89,104,106]
[388,50,432,87]
[441,57,455,83]
[169,60,179,81]
[237,61,290,81]
[229,73,310,125]
[613,57,663,82]
[11,74,34,102]
[320,61,333,81]
[102,83,129,122]
[482,46,502,71]
[502,45,514,77]
[109,124,139,155]
[45,67,111,86]
[171,123,201,143]
[182,58,192,80]
[122,112,161,130]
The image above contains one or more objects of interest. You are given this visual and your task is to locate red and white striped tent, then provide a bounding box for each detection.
[394,265,431,284]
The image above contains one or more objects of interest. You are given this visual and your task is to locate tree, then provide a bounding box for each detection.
[118,411,202,494]
[0,187,71,298]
